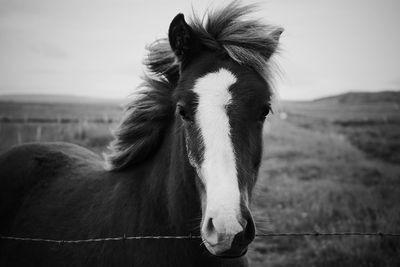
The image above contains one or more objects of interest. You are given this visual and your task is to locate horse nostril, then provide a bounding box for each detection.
[239,218,247,230]
[206,217,215,233]
[243,217,255,242]
[203,217,219,245]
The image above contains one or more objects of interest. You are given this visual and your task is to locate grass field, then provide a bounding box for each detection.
[0,101,121,154]
[0,93,399,266]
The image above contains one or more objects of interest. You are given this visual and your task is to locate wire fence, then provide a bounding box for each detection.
[1,232,400,244]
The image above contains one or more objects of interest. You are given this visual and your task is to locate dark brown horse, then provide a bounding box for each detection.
[0,2,282,266]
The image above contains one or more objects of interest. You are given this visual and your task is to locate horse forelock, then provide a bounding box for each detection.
[190,1,282,81]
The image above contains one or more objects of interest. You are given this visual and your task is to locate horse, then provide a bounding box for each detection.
[0,2,282,266]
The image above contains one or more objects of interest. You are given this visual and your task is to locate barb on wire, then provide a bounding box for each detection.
[1,232,399,244]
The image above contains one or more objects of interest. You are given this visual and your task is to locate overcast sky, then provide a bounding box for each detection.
[0,0,399,100]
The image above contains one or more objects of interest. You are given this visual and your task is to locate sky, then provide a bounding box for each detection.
[0,0,399,100]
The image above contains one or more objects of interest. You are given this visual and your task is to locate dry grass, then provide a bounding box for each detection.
[0,101,121,154]
[0,121,116,155]
[248,103,400,266]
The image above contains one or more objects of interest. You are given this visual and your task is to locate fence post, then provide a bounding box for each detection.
[17,129,22,144]
[36,126,42,142]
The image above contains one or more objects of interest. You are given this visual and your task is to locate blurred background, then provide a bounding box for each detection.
[0,0,399,266]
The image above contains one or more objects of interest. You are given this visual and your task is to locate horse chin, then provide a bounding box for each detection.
[204,243,248,258]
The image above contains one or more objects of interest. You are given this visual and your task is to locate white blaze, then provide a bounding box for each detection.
[193,68,242,238]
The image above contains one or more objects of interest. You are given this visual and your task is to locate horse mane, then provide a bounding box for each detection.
[104,1,281,171]
[103,75,174,171]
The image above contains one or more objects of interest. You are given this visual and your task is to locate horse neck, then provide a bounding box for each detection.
[143,118,201,235]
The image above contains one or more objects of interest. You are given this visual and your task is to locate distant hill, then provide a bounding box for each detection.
[314,91,400,104]
[0,94,123,105]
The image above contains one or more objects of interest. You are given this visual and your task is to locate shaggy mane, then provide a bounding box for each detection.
[104,76,174,171]
[105,1,281,171]
[191,1,282,80]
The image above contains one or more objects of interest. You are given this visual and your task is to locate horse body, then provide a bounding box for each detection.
[1,2,282,266]
[0,134,245,266]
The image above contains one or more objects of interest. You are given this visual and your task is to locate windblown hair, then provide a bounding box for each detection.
[190,2,282,80]
[104,76,174,171]
[105,1,281,171]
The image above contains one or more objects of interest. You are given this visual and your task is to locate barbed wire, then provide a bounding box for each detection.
[255,232,400,237]
[0,235,199,244]
[1,232,399,244]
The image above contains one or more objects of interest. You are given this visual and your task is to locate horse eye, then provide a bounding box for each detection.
[259,104,271,122]
[177,104,191,121]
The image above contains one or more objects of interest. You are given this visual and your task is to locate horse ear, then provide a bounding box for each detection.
[271,27,284,43]
[266,27,284,59]
[168,13,200,64]
[271,27,284,50]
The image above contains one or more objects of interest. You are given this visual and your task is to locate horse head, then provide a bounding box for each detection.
[168,5,283,257]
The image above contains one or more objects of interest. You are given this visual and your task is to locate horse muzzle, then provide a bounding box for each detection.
[201,212,255,258]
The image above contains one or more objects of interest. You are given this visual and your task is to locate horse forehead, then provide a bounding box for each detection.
[192,68,237,106]
[190,66,268,106]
